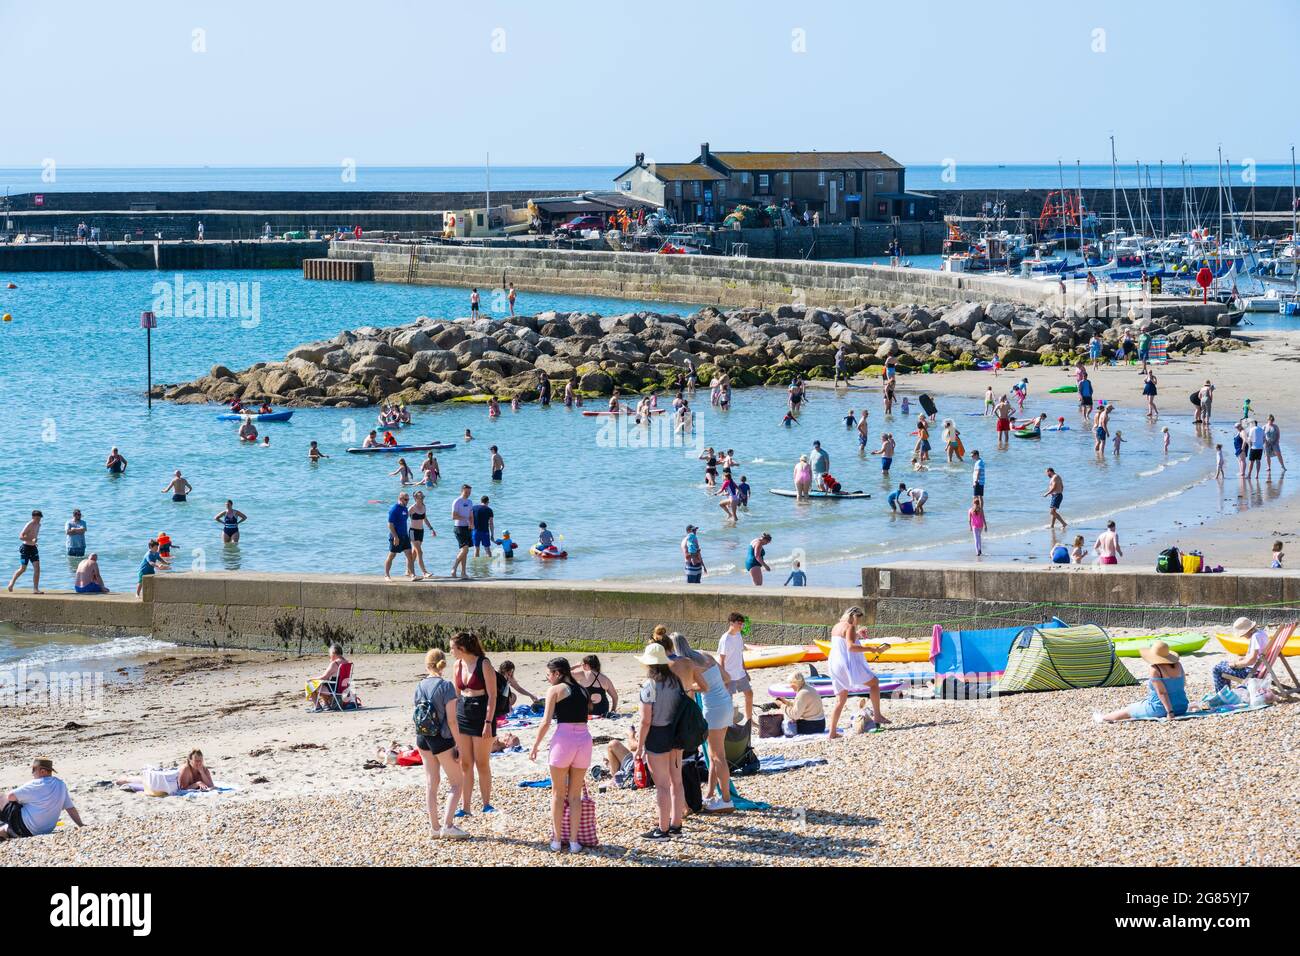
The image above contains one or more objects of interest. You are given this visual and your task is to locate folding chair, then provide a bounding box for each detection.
[1224,623,1297,699]
[318,659,359,711]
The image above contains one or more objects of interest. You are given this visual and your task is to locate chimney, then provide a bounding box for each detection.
[700,142,711,165]
[635,152,645,167]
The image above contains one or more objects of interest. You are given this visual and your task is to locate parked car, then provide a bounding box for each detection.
[555,215,604,235]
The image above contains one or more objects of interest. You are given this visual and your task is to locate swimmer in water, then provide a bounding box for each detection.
[215,500,247,543]
[857,409,869,452]
[490,446,504,481]
[389,457,414,485]
[488,397,500,418]
[563,380,575,407]
[362,430,379,449]
[105,448,128,474]
[261,436,271,447]
[464,429,474,443]
[781,410,798,428]
[238,420,258,443]
[510,396,520,412]
[844,409,857,430]
[308,441,329,461]
[420,451,439,486]
[162,470,192,502]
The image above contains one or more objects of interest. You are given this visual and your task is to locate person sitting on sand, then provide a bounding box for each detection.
[306,643,348,711]
[0,757,84,839]
[604,724,643,788]
[498,660,541,709]
[73,553,109,593]
[774,672,826,735]
[491,732,522,754]
[1097,641,1188,723]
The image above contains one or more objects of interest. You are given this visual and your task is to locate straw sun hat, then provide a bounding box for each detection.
[636,643,671,667]
[1232,616,1258,639]
[1138,641,1180,666]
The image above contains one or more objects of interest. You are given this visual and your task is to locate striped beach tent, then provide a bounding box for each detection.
[1148,335,1169,364]
[994,624,1136,694]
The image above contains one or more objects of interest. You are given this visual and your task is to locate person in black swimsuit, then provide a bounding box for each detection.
[577,655,617,717]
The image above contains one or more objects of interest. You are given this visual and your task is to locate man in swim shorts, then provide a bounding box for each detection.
[7,511,43,594]
[471,496,494,557]
[73,553,108,593]
[489,446,504,482]
[384,491,415,582]
[994,396,1013,448]
[1043,468,1066,531]
[162,470,192,502]
[451,485,473,579]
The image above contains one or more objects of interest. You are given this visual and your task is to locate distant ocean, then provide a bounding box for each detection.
[1,163,1294,194]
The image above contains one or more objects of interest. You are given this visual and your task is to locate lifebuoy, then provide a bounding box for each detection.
[353,225,363,239]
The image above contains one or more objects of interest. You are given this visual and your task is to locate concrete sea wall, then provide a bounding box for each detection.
[328,241,1062,311]
[0,239,329,272]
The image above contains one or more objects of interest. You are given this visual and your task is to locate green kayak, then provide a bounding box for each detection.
[1049,385,1078,394]
[1112,633,1210,658]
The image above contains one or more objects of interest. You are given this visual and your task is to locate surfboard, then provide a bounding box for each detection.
[769,489,871,499]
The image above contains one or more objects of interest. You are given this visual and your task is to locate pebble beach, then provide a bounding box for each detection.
[2,638,1294,867]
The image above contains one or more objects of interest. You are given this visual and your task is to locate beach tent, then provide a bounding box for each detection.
[930,617,1067,685]
[994,624,1136,693]
[1149,335,1169,364]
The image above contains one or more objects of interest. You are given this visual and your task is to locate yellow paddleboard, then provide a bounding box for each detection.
[814,637,930,663]
[742,644,827,669]
[1216,633,1300,657]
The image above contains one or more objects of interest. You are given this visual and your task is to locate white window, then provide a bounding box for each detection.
[758,174,770,192]
[717,182,726,198]
[693,181,701,198]
[741,172,750,185]
[675,182,682,197]
[876,173,885,186]
[782,172,790,186]
[818,172,826,187]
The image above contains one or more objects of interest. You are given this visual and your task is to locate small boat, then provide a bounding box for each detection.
[1216,632,1300,657]
[1112,633,1210,658]
[530,546,568,560]
[770,488,870,499]
[216,410,294,422]
[742,644,826,669]
[346,443,456,454]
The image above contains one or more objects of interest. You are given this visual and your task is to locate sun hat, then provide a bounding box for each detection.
[1232,616,1258,639]
[1139,641,1180,666]
[636,643,671,667]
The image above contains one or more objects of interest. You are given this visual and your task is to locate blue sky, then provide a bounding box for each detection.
[3,0,1295,166]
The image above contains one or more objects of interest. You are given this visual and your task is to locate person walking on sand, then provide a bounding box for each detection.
[1094,520,1122,565]
[1043,468,1066,532]
[530,657,593,852]
[826,606,890,740]
[7,511,43,594]
[162,470,192,502]
[214,500,246,543]
[451,485,474,579]
[450,632,499,818]
[968,497,988,556]
[384,491,416,582]
[408,490,434,578]
[745,532,772,585]
[1264,414,1286,477]
[413,649,469,839]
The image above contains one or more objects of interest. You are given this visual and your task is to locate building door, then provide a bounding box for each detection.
[828,178,837,217]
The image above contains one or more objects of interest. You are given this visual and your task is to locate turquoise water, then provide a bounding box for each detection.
[0,267,1250,595]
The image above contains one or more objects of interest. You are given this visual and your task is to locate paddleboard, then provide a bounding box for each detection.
[1216,632,1300,657]
[216,410,294,422]
[770,489,870,499]
[1112,633,1210,658]
[346,443,455,454]
[919,393,937,417]
[955,436,966,457]
[742,644,827,669]
[813,637,930,663]
[768,676,904,699]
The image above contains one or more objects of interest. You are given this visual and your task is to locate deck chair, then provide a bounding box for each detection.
[318,659,359,711]
[1223,623,1297,698]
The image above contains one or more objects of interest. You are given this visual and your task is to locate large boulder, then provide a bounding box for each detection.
[451,336,491,362]
[348,355,402,378]
[943,302,985,333]
[391,327,438,356]
[534,354,576,379]
[348,339,404,361]
[285,341,332,364]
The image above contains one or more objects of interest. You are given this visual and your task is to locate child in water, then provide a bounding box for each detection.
[844,409,856,429]
[901,396,911,416]
[496,531,517,560]
[1071,535,1088,564]
[1214,443,1225,479]
[737,475,751,510]
[784,561,807,587]
[1162,426,1170,454]
[781,410,798,428]
[464,429,474,442]
[1112,431,1126,456]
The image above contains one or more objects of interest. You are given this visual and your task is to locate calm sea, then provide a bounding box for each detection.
[1,164,1293,194]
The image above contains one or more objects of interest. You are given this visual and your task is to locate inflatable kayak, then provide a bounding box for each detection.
[581,408,665,417]
[216,410,294,422]
[1216,632,1300,657]
[742,644,826,669]
[530,546,568,560]
[770,489,871,499]
[813,637,930,663]
[1049,385,1078,394]
[1013,429,1041,439]
[346,443,455,454]
[768,676,904,699]
[1112,633,1210,658]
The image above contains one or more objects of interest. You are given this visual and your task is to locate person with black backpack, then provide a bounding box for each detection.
[635,643,687,840]
[413,649,469,839]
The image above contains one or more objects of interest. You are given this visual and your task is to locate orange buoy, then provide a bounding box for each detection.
[2,313,11,322]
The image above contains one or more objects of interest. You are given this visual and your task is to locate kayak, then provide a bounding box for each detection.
[770,489,871,499]
[1112,633,1210,658]
[813,637,930,663]
[1216,632,1300,657]
[530,546,568,560]
[1049,385,1078,394]
[768,676,904,699]
[581,408,665,417]
[742,644,826,669]
[216,410,294,422]
[346,443,455,454]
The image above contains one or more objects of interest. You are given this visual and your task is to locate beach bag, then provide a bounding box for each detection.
[671,694,708,752]
[680,750,706,814]
[1181,551,1203,574]
[559,787,599,847]
[757,712,785,738]
[1156,547,1182,573]
[1246,678,1271,707]
[1050,544,1070,564]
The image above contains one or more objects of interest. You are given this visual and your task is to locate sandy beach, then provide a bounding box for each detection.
[2,636,1295,867]
[812,327,1300,572]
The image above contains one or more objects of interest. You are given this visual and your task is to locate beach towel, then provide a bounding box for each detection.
[175,784,236,796]
[489,745,525,757]
[757,755,829,773]
[1128,702,1269,722]
[518,778,552,789]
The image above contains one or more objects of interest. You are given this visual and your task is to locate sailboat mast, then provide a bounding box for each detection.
[1217,146,1223,255]
[485,152,491,231]
[1077,159,1085,260]
[1292,144,1297,293]
[1159,160,1165,238]
[1110,135,1118,246]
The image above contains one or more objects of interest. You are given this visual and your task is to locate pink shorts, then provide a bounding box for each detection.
[548,723,593,769]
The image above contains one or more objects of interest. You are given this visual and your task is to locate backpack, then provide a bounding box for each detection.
[495,670,513,719]
[671,692,709,753]
[1156,546,1182,573]
[680,749,706,814]
[412,683,444,738]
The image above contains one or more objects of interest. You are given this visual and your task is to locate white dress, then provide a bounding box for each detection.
[827,630,875,692]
